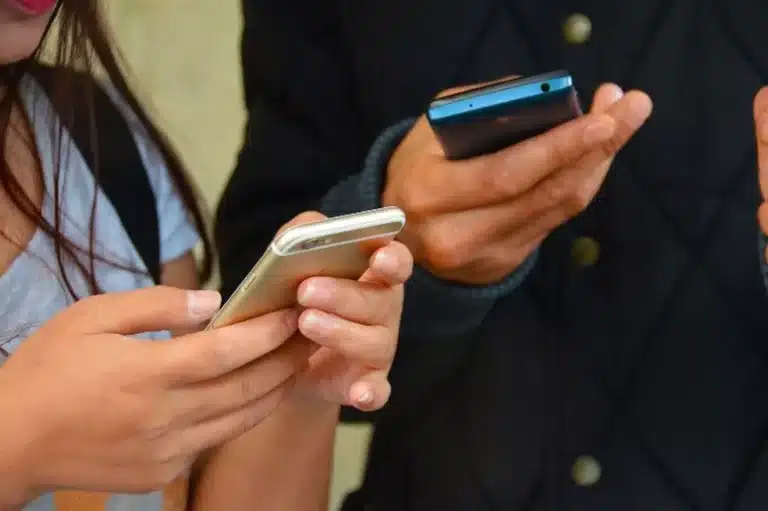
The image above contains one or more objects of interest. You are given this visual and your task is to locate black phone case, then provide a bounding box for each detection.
[429,85,583,160]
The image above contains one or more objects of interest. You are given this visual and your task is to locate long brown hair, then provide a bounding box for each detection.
[0,0,213,298]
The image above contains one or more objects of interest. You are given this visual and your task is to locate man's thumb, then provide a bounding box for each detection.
[44,286,221,336]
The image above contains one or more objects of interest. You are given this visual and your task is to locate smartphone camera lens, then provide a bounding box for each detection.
[540,82,551,92]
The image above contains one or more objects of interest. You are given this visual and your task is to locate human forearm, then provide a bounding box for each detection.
[0,464,29,511]
[191,397,339,511]
[0,385,38,510]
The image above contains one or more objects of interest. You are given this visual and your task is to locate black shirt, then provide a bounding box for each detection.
[217,1,768,508]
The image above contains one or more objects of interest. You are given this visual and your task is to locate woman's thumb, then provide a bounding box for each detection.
[45,286,221,336]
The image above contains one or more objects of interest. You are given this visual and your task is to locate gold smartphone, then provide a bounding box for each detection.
[207,206,406,329]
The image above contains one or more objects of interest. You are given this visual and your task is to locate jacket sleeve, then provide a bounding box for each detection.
[216,0,536,423]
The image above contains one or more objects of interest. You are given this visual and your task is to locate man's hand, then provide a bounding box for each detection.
[383,81,653,284]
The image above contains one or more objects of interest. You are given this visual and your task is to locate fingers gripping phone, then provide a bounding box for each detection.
[206,207,406,330]
[427,70,583,160]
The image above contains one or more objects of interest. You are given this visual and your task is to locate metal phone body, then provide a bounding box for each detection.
[427,70,583,160]
[206,207,406,329]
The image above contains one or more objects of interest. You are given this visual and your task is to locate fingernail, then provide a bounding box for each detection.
[300,310,335,337]
[583,117,616,144]
[350,382,374,407]
[298,280,332,307]
[608,86,624,102]
[187,290,222,320]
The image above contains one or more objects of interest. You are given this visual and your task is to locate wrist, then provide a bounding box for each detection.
[0,374,40,508]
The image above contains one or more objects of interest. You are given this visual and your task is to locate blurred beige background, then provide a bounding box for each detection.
[105,1,372,509]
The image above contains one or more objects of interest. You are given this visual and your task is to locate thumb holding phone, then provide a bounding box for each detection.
[383,78,653,285]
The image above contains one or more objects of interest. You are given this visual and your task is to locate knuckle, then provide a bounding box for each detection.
[540,178,570,208]
[238,372,267,403]
[546,134,573,168]
[197,340,232,375]
[567,186,593,213]
[271,312,298,342]
[134,434,182,483]
[478,161,511,197]
[145,462,182,489]
[394,164,448,221]
[209,320,283,368]
[399,186,435,222]
[236,350,295,403]
[422,229,472,273]
[561,199,585,219]
[137,406,174,443]
[595,116,634,156]
[595,136,622,158]
[148,441,181,468]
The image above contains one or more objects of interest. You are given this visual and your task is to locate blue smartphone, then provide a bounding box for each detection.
[427,70,583,160]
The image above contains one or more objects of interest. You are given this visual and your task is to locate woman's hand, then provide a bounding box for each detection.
[289,212,414,412]
[0,287,310,507]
